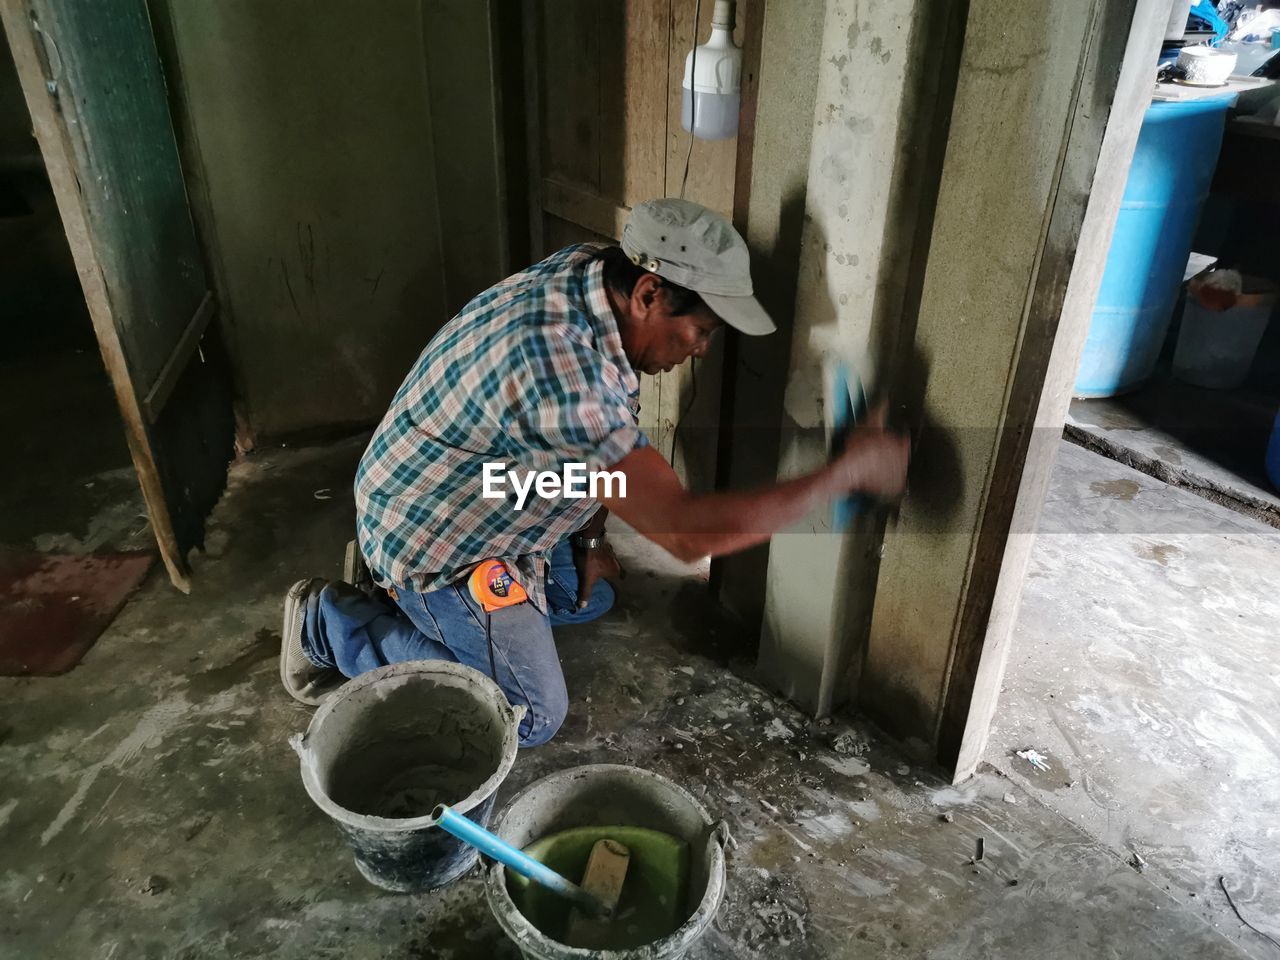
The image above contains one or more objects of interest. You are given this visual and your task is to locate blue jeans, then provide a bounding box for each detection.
[300,540,613,747]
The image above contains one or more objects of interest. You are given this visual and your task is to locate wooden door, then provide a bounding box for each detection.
[521,0,748,489]
[2,0,234,591]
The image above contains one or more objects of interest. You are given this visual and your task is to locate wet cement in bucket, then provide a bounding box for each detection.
[507,826,690,950]
[322,685,505,820]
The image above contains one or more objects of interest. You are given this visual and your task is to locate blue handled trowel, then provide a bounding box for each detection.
[826,356,869,532]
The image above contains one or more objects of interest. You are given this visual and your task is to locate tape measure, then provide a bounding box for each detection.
[467,559,528,613]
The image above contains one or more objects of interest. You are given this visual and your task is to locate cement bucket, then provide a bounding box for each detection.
[484,764,730,959]
[292,660,521,892]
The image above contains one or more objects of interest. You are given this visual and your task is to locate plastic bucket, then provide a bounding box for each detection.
[484,764,730,959]
[1172,274,1277,389]
[292,660,521,892]
[1074,94,1235,397]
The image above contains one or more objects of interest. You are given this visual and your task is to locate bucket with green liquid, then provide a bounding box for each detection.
[484,765,731,959]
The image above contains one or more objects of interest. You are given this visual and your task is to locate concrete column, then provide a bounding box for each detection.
[754,0,954,716]
[860,0,1169,770]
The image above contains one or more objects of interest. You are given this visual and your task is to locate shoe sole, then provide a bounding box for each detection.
[280,578,327,706]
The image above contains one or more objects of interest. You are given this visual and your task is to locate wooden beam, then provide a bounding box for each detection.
[540,179,629,241]
[142,290,215,424]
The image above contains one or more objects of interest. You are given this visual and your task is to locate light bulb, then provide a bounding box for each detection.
[681,1,742,141]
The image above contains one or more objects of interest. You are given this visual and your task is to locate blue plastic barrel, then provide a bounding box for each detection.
[1074,93,1236,397]
[1267,411,1280,492]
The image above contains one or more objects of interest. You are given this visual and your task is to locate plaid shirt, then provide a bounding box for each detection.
[355,244,645,613]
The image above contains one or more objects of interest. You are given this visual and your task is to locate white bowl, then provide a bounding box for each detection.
[1177,45,1238,85]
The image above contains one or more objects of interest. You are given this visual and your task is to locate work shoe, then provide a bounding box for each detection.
[343,539,375,594]
[280,578,343,706]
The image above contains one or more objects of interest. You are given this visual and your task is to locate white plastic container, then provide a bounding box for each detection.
[1172,271,1278,389]
[1176,45,1238,86]
[681,1,742,141]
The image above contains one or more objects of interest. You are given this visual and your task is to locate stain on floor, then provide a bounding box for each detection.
[1089,478,1141,501]
[1132,541,1183,566]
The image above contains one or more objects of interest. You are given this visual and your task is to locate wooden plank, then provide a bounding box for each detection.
[611,0,670,207]
[730,0,765,230]
[657,0,746,483]
[142,290,215,423]
[564,839,631,949]
[538,0,601,190]
[946,0,1172,781]
[1,0,191,590]
[638,370,664,456]
[541,212,614,250]
[541,179,629,241]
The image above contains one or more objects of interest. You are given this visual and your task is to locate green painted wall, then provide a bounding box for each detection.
[154,0,507,439]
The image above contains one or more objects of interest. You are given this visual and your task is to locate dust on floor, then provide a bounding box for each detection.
[0,437,1252,958]
[990,441,1280,960]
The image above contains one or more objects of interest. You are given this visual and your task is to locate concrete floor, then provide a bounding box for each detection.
[1067,375,1280,525]
[0,437,1259,959]
[989,441,1280,960]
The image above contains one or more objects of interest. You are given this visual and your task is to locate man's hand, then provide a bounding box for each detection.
[831,401,910,498]
[596,401,911,564]
[573,540,623,610]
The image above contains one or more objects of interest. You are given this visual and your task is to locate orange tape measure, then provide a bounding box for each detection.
[467,559,528,613]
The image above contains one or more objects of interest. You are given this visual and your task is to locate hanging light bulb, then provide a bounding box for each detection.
[681,1,742,141]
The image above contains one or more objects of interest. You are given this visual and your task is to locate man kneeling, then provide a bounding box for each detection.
[280,199,909,747]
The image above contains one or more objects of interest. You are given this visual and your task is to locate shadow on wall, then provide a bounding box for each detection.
[710,188,810,625]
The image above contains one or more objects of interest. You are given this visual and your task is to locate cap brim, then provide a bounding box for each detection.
[700,291,776,336]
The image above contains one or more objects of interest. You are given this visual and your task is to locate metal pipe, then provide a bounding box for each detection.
[431,805,609,916]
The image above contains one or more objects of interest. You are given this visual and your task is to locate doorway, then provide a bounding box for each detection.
[1,0,236,594]
[0,43,148,557]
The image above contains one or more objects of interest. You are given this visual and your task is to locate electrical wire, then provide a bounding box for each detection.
[678,0,703,200]
[1218,876,1280,951]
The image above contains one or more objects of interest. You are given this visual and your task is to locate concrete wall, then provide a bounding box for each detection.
[153,1,508,439]
[750,0,956,717]
[422,0,511,314]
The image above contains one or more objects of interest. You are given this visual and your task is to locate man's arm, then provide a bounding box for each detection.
[597,405,909,563]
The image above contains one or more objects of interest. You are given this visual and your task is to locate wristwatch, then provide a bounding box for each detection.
[570,534,606,550]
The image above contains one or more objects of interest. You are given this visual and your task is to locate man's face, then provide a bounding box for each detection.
[620,274,724,376]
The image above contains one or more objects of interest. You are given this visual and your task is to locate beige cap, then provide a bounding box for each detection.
[620,198,775,336]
